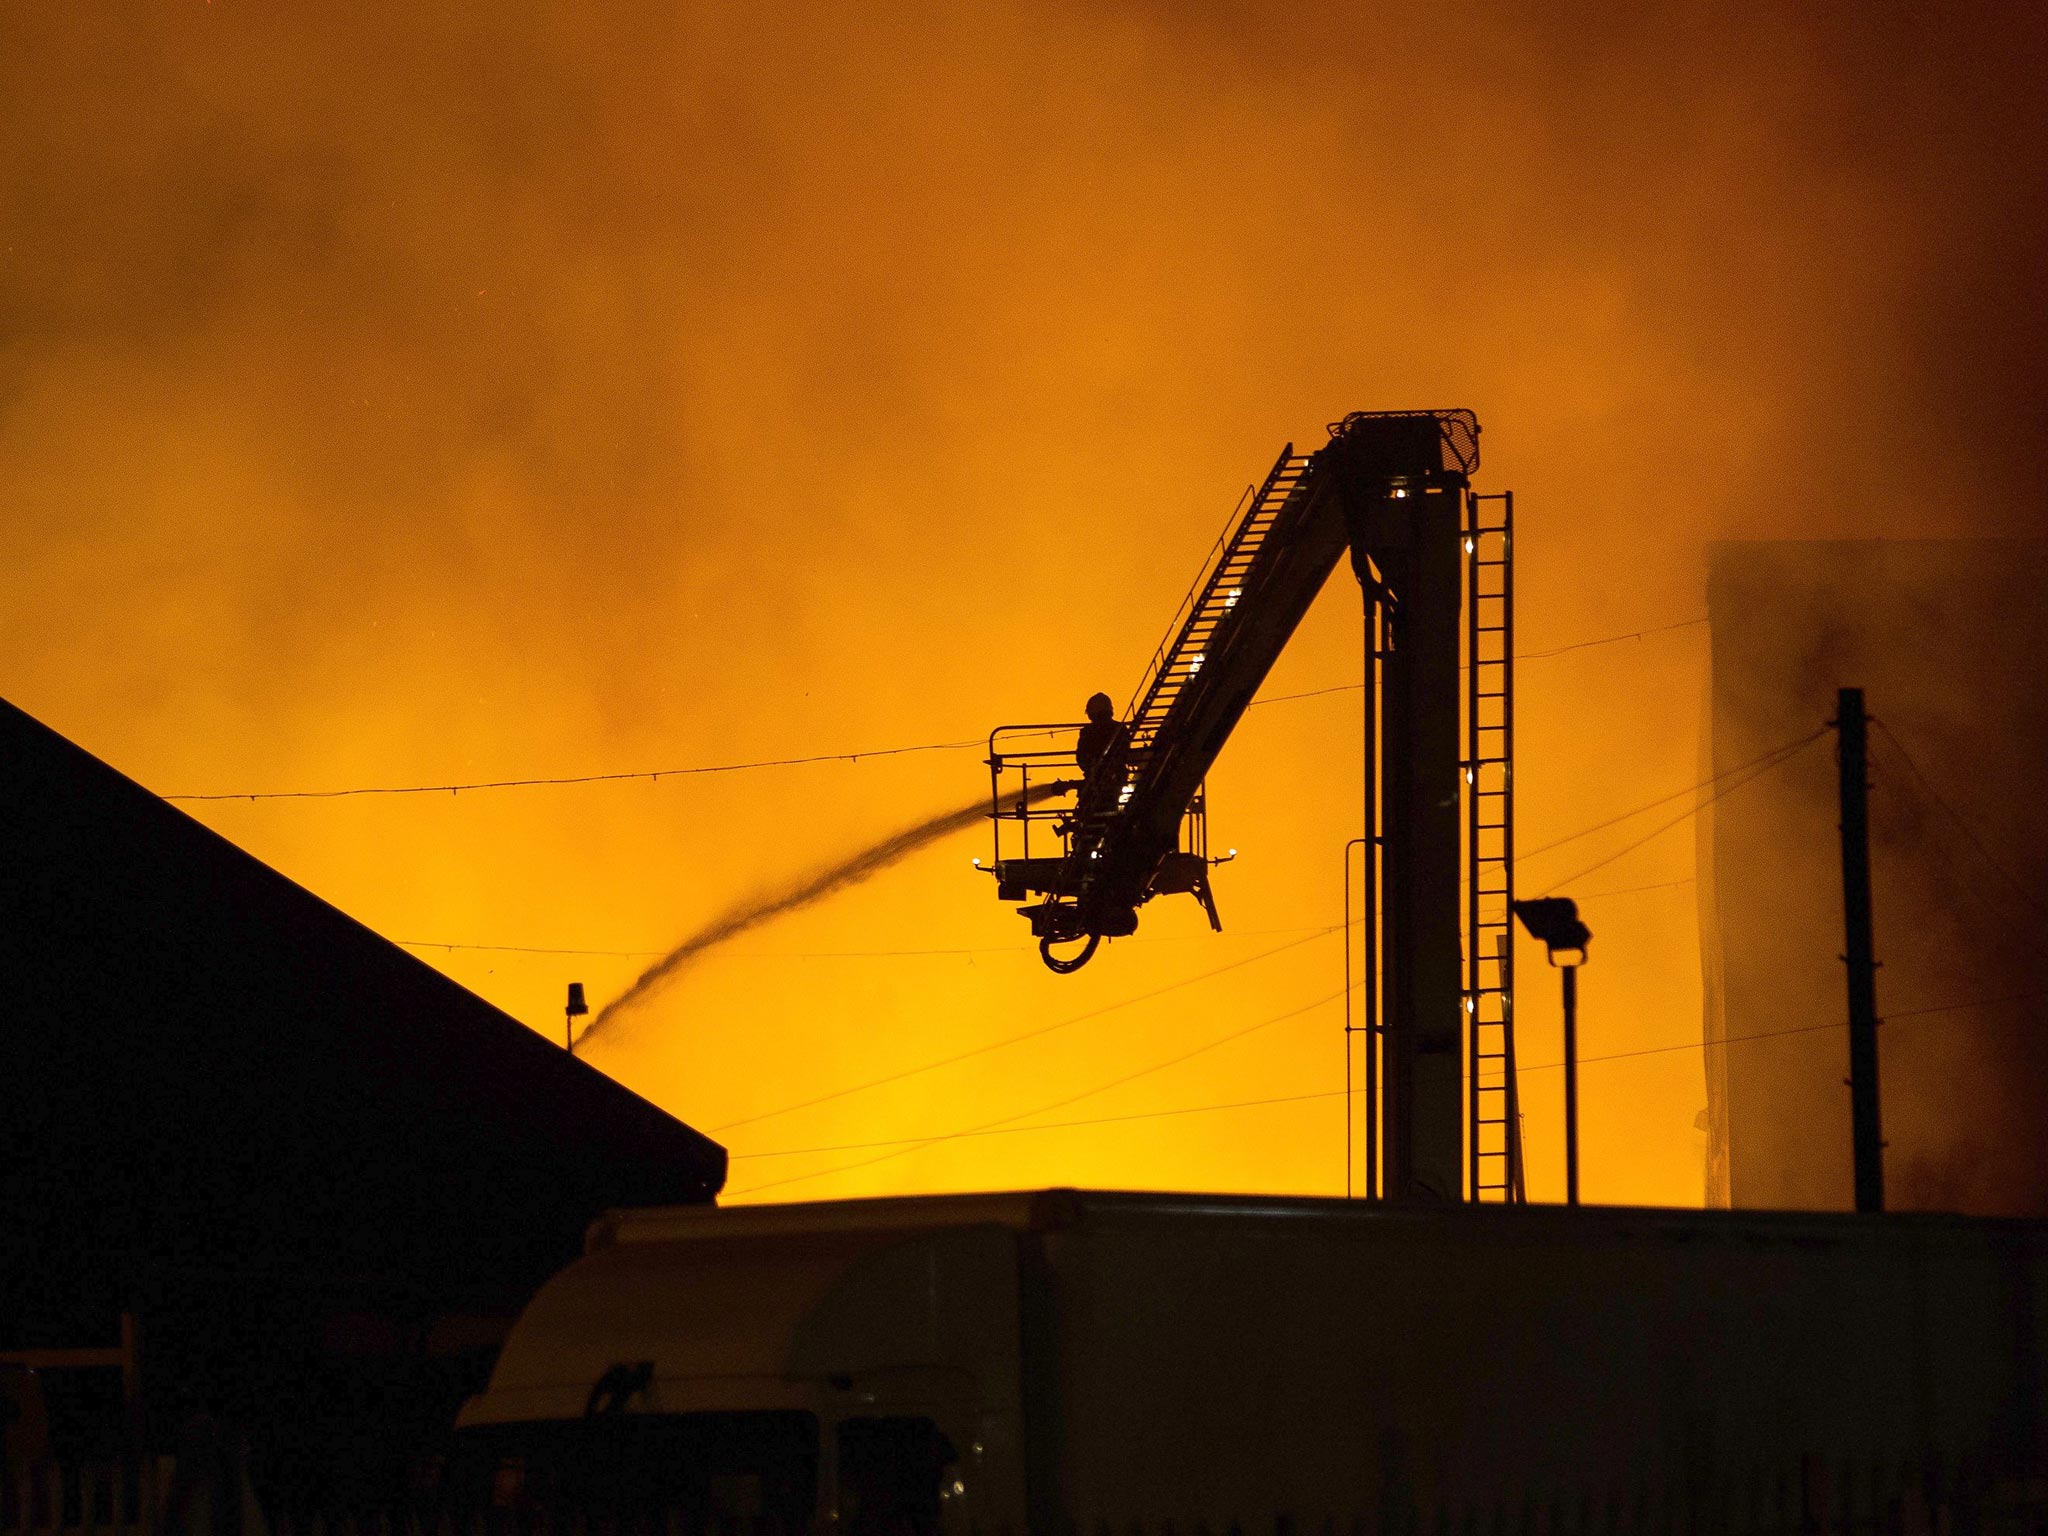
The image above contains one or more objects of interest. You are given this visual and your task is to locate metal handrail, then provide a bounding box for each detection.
[1121,448,1305,746]
[987,723,1086,868]
[1122,478,1257,722]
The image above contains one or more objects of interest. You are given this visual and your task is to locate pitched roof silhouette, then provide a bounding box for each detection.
[0,697,724,1336]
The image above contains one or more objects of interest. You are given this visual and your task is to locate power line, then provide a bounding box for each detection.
[727,985,1345,1197]
[393,752,1745,963]
[394,828,1709,968]
[409,831,1703,1139]
[1486,988,2048,1080]
[392,922,1334,962]
[402,940,668,959]
[1573,876,1695,902]
[399,876,1712,962]
[1886,989,2048,1022]
[1534,730,1827,897]
[1870,720,2048,927]
[161,617,1712,802]
[1517,730,1823,865]
[637,667,2014,1170]
[1252,682,1368,707]
[1515,616,1707,660]
[162,737,984,802]
[729,988,2048,1165]
[707,927,1337,1135]
[730,1085,1352,1159]
[1860,743,2032,945]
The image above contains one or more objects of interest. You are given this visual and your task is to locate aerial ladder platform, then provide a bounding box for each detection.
[980,409,1516,1203]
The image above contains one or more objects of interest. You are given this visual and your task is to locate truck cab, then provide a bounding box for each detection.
[451,1194,1039,1534]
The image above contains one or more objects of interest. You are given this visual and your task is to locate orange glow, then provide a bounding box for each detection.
[4,3,2042,1213]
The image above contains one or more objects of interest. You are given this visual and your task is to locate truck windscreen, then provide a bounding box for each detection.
[441,1410,818,1533]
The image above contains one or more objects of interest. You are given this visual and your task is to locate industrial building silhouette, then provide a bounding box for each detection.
[0,696,724,1499]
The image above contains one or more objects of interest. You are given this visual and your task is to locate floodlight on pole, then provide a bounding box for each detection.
[1512,898,1590,1206]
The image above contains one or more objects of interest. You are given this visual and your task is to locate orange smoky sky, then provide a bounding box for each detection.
[3,2,2043,1208]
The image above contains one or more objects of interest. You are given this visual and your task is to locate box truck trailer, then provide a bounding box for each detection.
[449,1190,2048,1531]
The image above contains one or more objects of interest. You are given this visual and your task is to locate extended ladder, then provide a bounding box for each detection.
[1064,448,1313,887]
[1124,448,1311,755]
[1465,490,1521,1202]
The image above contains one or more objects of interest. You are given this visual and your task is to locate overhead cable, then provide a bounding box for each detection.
[729,988,2048,1165]
[728,1087,1351,1159]
[1572,876,1695,902]
[396,765,1738,962]
[1513,616,1706,661]
[162,736,981,802]
[396,874,1698,962]
[1481,987,2048,1080]
[727,986,1345,1197]
[1870,720,2048,927]
[393,922,1334,962]
[1517,729,1823,865]
[1533,730,1827,896]
[161,616,1710,802]
[707,927,1337,1135]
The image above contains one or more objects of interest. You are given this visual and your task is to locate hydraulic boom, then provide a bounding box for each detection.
[986,410,1477,960]
[981,409,1493,1202]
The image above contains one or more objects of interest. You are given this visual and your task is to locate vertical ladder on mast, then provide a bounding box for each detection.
[1465,490,1520,1202]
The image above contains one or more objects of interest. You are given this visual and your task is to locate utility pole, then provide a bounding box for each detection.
[1834,687,1885,1214]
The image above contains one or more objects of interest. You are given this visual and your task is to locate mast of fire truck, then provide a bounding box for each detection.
[980,409,1511,1203]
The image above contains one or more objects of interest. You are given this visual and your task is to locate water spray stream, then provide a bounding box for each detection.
[583,781,1065,1042]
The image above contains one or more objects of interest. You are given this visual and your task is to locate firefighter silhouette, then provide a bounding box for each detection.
[1074,692,1129,820]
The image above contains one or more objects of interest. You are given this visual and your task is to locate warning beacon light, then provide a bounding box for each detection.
[564,981,589,1053]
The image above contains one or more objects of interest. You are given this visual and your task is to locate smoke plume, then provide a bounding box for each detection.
[4,0,2044,1204]
[587,782,1062,1041]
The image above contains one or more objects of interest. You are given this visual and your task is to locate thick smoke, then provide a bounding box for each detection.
[1700,541,2048,1215]
[586,782,1061,1040]
[3,1,2044,1204]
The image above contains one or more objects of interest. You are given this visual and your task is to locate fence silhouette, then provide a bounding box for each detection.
[8,1455,2048,1536]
